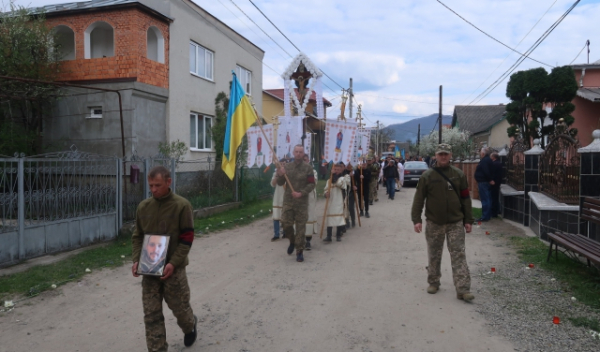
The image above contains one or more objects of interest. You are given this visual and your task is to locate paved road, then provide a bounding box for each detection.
[0,188,514,352]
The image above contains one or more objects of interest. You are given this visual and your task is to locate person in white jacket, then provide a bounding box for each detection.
[396,158,404,192]
[270,159,286,241]
[323,162,350,242]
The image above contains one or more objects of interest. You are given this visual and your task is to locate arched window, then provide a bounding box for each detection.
[146,26,164,63]
[84,21,114,59]
[53,25,75,60]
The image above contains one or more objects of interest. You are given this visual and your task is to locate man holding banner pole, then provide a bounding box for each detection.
[276,145,316,262]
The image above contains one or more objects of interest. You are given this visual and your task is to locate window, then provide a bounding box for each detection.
[53,25,75,60]
[190,113,213,150]
[189,41,213,80]
[88,107,103,119]
[147,26,165,63]
[84,21,114,59]
[236,65,252,95]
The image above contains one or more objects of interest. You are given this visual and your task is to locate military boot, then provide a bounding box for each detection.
[360,210,364,216]
[305,237,312,250]
[427,285,439,294]
[457,292,474,302]
[336,227,343,242]
[365,211,370,218]
[324,227,333,242]
[287,236,295,255]
[296,250,304,262]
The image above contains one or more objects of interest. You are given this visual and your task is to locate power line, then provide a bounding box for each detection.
[469,0,580,105]
[228,0,294,58]
[215,0,288,60]
[247,0,345,90]
[354,92,454,106]
[459,0,558,105]
[569,40,589,65]
[436,0,553,68]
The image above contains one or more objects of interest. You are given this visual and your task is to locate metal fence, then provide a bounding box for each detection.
[539,134,580,204]
[0,148,119,266]
[506,139,526,191]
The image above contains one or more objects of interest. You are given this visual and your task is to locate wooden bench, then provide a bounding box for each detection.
[546,197,600,267]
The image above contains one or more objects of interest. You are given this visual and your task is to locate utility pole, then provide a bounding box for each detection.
[349,78,353,120]
[417,123,421,156]
[587,40,591,64]
[438,85,443,144]
[376,120,380,156]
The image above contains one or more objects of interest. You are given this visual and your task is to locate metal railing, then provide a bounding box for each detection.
[506,139,526,191]
[539,134,580,204]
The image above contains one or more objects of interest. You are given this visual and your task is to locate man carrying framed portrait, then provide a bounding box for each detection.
[131,166,198,351]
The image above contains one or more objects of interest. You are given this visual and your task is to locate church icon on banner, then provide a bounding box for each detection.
[335,129,343,153]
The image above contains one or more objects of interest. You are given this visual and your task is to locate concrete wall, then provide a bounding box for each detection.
[160,0,264,160]
[262,92,283,124]
[43,81,168,157]
[570,96,600,147]
[489,119,511,148]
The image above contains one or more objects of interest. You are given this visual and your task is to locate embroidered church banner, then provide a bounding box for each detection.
[276,116,303,160]
[246,125,274,168]
[324,120,357,165]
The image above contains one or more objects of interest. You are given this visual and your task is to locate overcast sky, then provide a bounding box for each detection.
[14,0,600,127]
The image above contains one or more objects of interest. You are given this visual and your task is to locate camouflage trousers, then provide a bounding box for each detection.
[281,203,307,251]
[142,267,195,352]
[425,220,471,294]
[370,179,378,201]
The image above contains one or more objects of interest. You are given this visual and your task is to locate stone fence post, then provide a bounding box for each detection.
[523,139,544,226]
[578,130,600,240]
[498,147,508,184]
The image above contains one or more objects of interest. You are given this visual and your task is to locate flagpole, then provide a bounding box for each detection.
[250,103,296,193]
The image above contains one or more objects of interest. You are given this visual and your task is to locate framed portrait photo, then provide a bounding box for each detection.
[137,234,170,276]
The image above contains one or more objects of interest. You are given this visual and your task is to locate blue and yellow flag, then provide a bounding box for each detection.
[222,73,257,180]
[395,145,400,158]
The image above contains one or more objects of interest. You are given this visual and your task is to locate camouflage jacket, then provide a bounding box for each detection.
[411,166,474,225]
[276,160,316,205]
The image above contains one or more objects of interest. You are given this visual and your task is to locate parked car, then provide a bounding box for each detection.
[403,161,429,186]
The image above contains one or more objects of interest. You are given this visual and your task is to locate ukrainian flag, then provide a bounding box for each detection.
[395,145,400,158]
[222,73,256,180]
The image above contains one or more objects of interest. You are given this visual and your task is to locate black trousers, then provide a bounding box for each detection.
[357,184,369,212]
[491,185,500,217]
[347,188,356,221]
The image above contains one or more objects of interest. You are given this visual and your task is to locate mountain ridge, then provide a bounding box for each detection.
[383,113,453,143]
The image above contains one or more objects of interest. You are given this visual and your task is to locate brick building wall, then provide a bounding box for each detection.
[45,7,169,88]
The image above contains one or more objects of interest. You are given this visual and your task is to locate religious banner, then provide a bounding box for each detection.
[324,120,358,165]
[246,125,273,168]
[351,129,371,165]
[276,116,303,160]
[303,132,312,160]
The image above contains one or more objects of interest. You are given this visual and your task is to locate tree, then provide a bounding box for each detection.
[158,140,187,163]
[212,91,229,160]
[505,66,578,148]
[420,127,473,159]
[0,4,63,155]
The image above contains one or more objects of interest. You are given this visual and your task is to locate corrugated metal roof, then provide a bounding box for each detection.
[452,105,507,135]
[33,0,171,20]
[577,88,600,102]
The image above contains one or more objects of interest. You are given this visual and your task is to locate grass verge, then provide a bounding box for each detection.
[0,238,132,300]
[194,198,272,234]
[568,316,600,332]
[1,198,275,300]
[472,207,482,220]
[510,236,600,310]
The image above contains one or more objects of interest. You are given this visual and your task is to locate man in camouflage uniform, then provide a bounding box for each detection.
[132,166,197,351]
[411,144,475,302]
[276,145,316,262]
[367,156,380,204]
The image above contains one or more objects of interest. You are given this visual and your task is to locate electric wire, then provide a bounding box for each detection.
[215,0,289,60]
[459,0,558,105]
[228,0,294,58]
[469,0,580,105]
[247,0,345,91]
[569,40,589,65]
[436,0,553,68]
